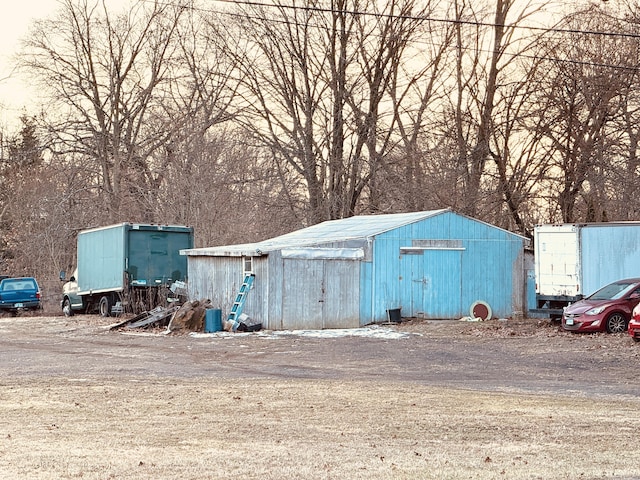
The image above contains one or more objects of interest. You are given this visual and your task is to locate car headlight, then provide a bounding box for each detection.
[586,306,607,315]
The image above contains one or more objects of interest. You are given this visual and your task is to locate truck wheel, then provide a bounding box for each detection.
[99,296,111,317]
[606,313,627,333]
[62,298,74,317]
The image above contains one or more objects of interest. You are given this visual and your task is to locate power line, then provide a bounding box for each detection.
[204,0,640,40]
[137,0,640,73]
[197,0,640,73]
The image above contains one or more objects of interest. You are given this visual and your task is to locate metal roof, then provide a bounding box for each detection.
[182,209,450,257]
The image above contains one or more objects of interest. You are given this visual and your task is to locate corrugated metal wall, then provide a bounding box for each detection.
[186,211,526,328]
[277,257,360,330]
[264,250,360,330]
[187,255,269,327]
[581,225,640,295]
[187,252,360,330]
[360,211,525,321]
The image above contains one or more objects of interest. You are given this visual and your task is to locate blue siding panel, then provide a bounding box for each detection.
[359,261,374,324]
[370,237,402,323]
[581,225,640,295]
[359,211,526,322]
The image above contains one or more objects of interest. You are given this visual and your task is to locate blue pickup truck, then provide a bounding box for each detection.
[0,277,42,313]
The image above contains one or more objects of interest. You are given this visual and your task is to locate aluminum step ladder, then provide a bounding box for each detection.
[227,274,255,331]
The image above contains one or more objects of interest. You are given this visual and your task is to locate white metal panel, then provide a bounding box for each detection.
[280,247,364,260]
[534,224,580,296]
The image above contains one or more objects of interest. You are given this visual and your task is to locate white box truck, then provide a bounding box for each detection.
[532,222,640,320]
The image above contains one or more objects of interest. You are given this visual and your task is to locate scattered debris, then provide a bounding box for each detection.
[167,281,188,304]
[127,306,178,329]
[110,305,178,330]
[235,313,262,332]
[167,300,212,333]
[110,298,264,334]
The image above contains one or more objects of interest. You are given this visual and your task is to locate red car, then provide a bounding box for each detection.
[562,278,640,333]
[629,302,640,342]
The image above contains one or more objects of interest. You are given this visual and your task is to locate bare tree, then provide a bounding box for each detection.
[130,6,254,236]
[20,0,188,222]
[159,126,300,247]
[488,66,554,236]
[344,0,427,214]
[378,0,552,235]
[534,4,635,222]
[448,0,550,221]
[0,117,81,307]
[603,1,640,220]
[223,0,429,224]
[375,2,458,213]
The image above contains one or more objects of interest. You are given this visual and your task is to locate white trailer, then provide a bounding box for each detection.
[532,222,640,320]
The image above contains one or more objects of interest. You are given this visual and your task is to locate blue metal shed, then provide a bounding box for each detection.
[182,209,529,330]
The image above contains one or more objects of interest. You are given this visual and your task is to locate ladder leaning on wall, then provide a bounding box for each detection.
[227,273,255,332]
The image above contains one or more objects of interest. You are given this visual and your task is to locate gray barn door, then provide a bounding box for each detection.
[282,259,324,330]
[323,261,359,329]
[281,258,359,330]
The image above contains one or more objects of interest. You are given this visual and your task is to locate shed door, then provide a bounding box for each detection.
[281,258,359,330]
[323,261,359,329]
[282,259,324,330]
[400,249,463,318]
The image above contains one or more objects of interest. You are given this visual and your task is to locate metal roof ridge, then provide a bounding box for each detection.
[182,209,451,255]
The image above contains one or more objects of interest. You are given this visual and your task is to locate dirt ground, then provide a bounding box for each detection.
[1,314,640,479]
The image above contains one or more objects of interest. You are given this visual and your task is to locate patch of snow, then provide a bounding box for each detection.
[190,325,413,340]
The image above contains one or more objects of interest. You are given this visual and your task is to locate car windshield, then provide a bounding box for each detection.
[589,281,637,300]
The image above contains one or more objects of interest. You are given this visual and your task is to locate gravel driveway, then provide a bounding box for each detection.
[2,315,639,399]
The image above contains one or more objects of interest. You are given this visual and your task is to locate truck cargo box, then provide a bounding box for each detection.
[77,223,193,294]
[533,222,640,318]
[64,223,194,316]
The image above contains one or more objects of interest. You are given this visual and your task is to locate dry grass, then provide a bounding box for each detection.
[1,377,639,479]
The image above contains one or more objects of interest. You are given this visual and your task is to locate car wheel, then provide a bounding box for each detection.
[62,298,74,317]
[633,337,640,343]
[606,312,627,333]
[99,296,111,317]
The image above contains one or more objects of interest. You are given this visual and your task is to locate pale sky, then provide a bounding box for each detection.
[0,0,603,133]
[0,1,137,132]
[0,1,59,130]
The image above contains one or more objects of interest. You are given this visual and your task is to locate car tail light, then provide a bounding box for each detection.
[36,291,41,299]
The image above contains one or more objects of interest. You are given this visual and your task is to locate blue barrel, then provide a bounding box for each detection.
[204,309,222,332]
